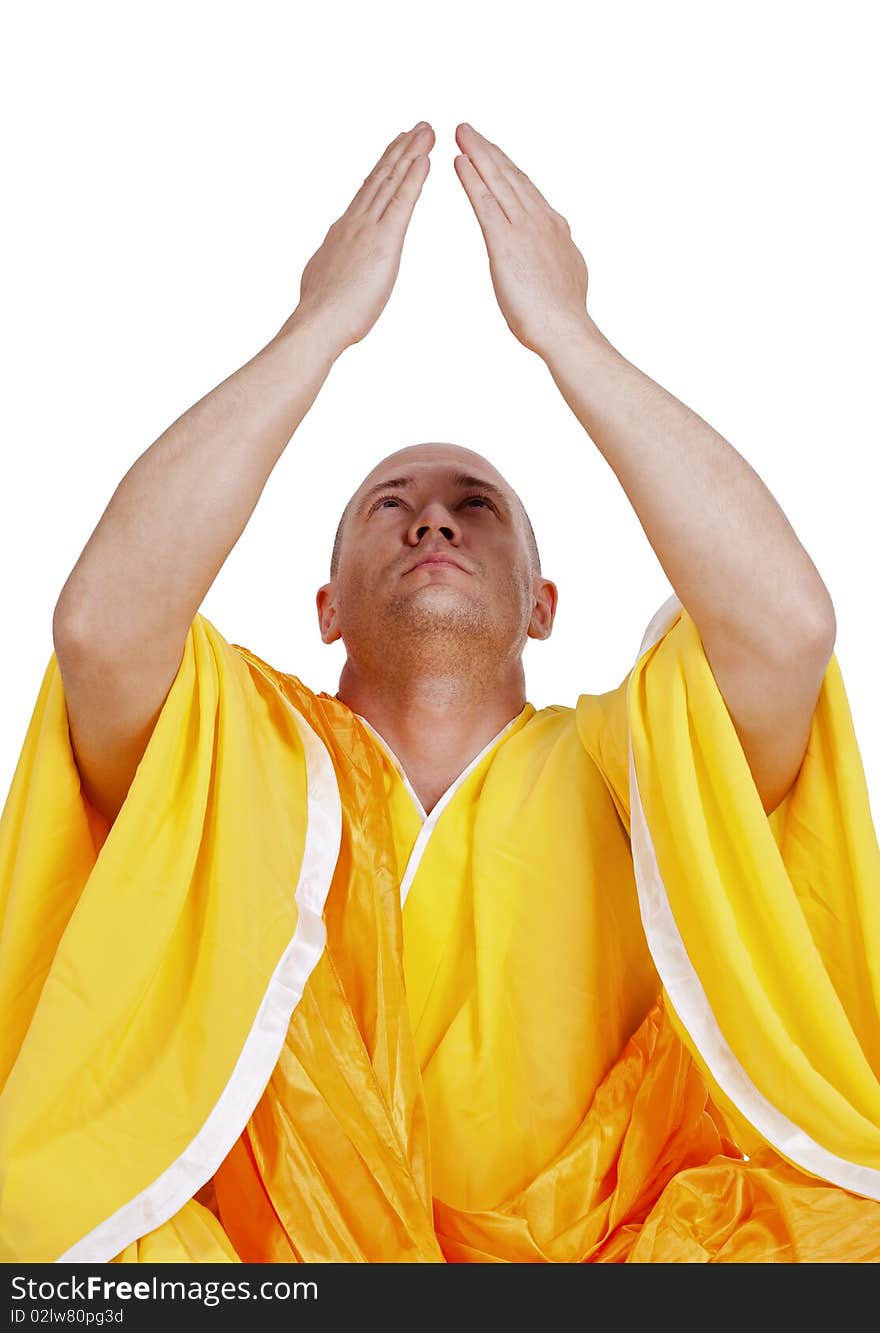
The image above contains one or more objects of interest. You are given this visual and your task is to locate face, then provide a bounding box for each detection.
[316,443,557,675]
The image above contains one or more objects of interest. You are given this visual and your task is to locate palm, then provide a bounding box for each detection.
[453,122,590,358]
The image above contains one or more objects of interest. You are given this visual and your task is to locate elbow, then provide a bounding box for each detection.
[757,591,836,675]
[53,603,77,654]
[53,592,91,655]
[811,592,836,647]
[796,590,837,661]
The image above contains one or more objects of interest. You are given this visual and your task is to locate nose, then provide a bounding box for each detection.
[406,499,462,547]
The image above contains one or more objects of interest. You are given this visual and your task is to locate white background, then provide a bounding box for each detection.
[2,1,877,818]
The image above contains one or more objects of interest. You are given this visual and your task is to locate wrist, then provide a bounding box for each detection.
[273,305,349,366]
[539,310,610,368]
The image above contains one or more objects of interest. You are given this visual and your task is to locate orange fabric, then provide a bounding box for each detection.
[112,989,880,1263]
[106,655,879,1264]
[206,672,443,1264]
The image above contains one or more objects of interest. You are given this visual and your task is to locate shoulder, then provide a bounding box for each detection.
[574,674,630,758]
[223,633,343,743]
[520,695,628,783]
[229,639,317,705]
[575,676,633,832]
[227,637,380,768]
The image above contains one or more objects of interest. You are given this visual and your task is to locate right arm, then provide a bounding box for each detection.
[53,120,434,825]
[52,318,339,827]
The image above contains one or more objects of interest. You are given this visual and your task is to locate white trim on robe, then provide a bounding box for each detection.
[628,592,880,1201]
[353,710,525,908]
[58,695,343,1263]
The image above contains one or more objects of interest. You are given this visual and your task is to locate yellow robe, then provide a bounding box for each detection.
[1,595,878,1262]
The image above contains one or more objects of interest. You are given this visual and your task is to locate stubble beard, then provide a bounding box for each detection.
[346,572,527,690]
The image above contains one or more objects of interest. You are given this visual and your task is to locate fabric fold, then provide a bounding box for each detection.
[0,614,341,1261]
[108,644,444,1264]
[626,594,880,1194]
[3,595,879,1263]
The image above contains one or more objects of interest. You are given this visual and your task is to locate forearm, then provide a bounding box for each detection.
[544,317,836,657]
[54,309,341,656]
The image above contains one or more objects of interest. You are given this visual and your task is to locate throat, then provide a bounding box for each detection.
[389,729,515,818]
[407,773,456,818]
[347,703,531,822]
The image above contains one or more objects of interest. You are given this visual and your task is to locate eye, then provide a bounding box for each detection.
[371,493,495,512]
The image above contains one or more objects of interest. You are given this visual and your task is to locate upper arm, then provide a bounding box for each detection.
[53,615,188,827]
[698,608,836,816]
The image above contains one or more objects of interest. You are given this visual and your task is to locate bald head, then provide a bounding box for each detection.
[329,443,541,581]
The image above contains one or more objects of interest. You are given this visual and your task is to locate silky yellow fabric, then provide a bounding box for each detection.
[0,619,314,1261]
[592,605,880,1178]
[1,606,878,1262]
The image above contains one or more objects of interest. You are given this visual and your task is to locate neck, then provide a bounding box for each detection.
[335,658,527,800]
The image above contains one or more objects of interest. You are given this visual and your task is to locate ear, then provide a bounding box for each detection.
[316,583,343,645]
[527,577,558,641]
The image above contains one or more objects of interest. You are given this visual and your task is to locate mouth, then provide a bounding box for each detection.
[406,556,468,574]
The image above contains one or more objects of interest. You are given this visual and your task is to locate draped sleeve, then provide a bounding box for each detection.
[580,593,880,1197]
[0,613,342,1262]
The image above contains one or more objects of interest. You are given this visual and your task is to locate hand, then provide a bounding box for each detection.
[292,121,435,353]
[453,123,591,361]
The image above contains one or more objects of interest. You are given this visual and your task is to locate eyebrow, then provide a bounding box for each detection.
[356,472,510,517]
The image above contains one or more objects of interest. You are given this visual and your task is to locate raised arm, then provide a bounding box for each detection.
[53,120,434,824]
[453,121,835,816]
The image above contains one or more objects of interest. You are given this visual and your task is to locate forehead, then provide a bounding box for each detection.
[351,445,511,506]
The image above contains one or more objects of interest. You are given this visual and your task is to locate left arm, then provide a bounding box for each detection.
[453,122,836,814]
[541,321,836,815]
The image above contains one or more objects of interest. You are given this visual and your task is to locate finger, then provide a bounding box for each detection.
[454,152,509,237]
[348,129,405,213]
[378,153,431,230]
[452,124,522,221]
[352,122,432,217]
[455,122,549,216]
[369,123,435,219]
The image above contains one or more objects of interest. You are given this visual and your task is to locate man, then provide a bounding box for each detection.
[1,121,878,1263]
